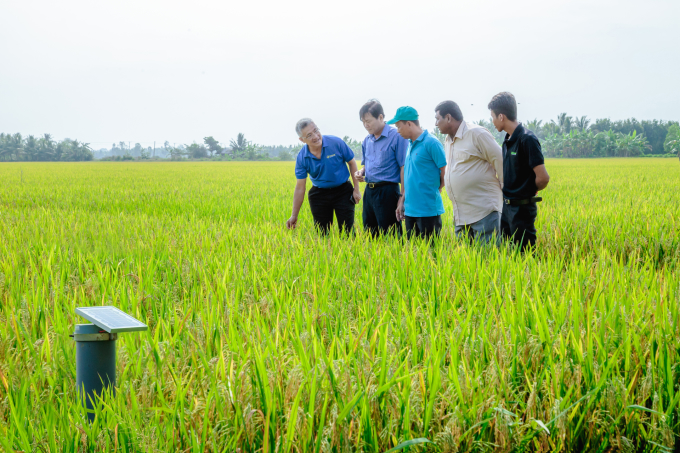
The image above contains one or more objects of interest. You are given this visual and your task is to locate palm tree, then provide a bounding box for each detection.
[229,133,248,157]
[38,134,56,160]
[61,139,93,161]
[0,133,8,161]
[573,116,590,132]
[555,113,573,134]
[23,135,39,161]
[525,119,544,139]
[8,133,23,160]
[543,121,559,136]
[75,141,94,161]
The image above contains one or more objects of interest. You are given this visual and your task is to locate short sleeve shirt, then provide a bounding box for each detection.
[361,124,408,184]
[404,130,447,217]
[502,124,545,200]
[295,135,354,188]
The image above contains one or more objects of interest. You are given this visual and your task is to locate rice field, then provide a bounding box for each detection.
[0,159,679,452]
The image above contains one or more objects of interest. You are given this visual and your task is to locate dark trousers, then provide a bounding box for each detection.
[308,181,355,235]
[405,215,442,241]
[362,183,402,237]
[501,202,538,250]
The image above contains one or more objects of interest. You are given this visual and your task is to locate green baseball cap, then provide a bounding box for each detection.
[386,106,419,124]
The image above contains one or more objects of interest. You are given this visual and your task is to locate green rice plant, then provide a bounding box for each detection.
[0,159,678,452]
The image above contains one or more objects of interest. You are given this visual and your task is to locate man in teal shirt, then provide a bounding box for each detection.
[390,106,447,240]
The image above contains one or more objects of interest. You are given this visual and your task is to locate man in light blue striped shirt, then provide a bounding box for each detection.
[354,100,408,237]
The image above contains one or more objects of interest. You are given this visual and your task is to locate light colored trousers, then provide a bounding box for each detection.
[454,210,501,244]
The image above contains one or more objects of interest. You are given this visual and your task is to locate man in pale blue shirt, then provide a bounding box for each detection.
[354,100,408,237]
[390,107,447,240]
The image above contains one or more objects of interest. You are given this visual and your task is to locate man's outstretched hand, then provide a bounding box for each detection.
[286,216,298,229]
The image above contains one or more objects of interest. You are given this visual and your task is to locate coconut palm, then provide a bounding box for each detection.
[61,139,94,161]
[229,133,248,158]
[38,134,56,160]
[3,133,24,160]
[555,113,573,134]
[525,119,544,139]
[573,116,590,132]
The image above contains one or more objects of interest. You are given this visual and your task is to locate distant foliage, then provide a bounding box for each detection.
[185,143,209,159]
[432,127,446,145]
[474,119,505,145]
[541,129,651,158]
[8,115,678,163]
[275,144,301,161]
[0,133,93,162]
[663,124,680,159]
[526,115,678,158]
[203,136,224,157]
[342,136,362,160]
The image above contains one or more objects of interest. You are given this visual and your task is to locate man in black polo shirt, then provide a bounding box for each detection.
[488,92,550,250]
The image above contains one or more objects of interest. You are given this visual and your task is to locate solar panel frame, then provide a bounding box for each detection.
[75,306,148,333]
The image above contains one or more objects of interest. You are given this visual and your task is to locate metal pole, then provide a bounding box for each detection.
[74,323,117,422]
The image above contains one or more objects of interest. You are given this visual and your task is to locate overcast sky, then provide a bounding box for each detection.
[2,0,679,148]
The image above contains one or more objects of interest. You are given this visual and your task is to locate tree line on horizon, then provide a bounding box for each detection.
[2,115,679,162]
[93,135,303,162]
[0,133,94,162]
[468,115,680,158]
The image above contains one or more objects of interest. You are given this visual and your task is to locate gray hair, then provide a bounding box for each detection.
[295,118,316,136]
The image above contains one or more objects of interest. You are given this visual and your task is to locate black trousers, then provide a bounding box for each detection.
[308,181,355,235]
[405,215,442,241]
[362,183,402,237]
[501,202,538,250]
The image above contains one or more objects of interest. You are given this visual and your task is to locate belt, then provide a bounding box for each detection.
[504,196,542,206]
[367,181,397,188]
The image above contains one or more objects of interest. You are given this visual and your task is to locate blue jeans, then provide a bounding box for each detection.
[455,211,501,244]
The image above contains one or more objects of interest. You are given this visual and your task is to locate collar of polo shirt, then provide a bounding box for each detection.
[505,123,525,144]
[412,130,429,143]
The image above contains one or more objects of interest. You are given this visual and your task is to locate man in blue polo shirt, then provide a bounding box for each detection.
[286,118,362,234]
[354,99,408,237]
[391,107,447,240]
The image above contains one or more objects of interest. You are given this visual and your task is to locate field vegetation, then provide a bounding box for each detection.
[0,159,679,452]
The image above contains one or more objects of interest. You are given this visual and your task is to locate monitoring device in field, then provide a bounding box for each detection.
[75,306,148,333]
[73,306,148,421]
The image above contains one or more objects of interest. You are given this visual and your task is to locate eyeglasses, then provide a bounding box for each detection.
[303,128,320,141]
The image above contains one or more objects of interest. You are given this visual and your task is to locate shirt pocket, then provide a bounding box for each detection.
[377,147,394,168]
[454,149,473,163]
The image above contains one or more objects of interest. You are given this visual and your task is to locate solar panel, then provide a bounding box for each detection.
[75,306,148,333]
